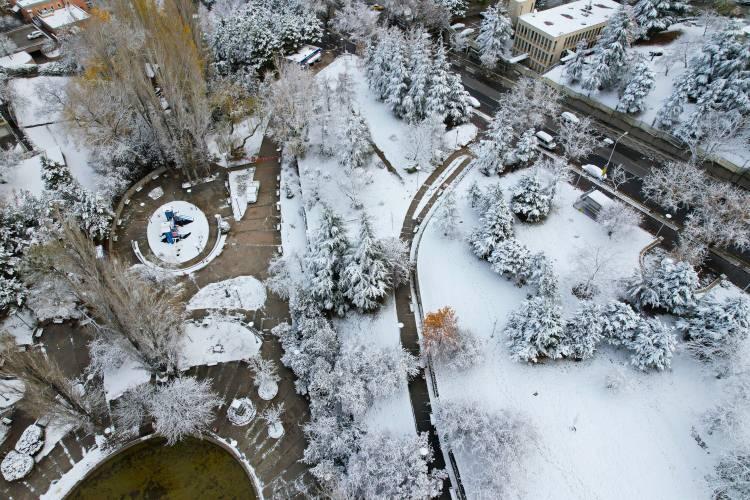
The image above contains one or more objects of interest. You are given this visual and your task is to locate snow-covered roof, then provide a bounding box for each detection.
[519,0,621,38]
[38,5,89,30]
[286,45,322,64]
[0,51,34,69]
[586,189,613,208]
[15,0,50,7]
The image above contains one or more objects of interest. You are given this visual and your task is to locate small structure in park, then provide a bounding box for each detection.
[574,189,613,219]
[160,208,194,244]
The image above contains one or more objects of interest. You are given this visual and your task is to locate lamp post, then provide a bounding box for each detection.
[605,131,629,170]
[656,213,672,238]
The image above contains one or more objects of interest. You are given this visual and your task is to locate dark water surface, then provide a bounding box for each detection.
[67,437,257,500]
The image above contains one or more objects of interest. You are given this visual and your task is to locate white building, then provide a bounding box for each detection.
[512,0,621,73]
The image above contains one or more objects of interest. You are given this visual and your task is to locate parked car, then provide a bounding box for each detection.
[26,30,44,40]
[560,111,580,125]
[582,164,606,180]
[535,131,557,150]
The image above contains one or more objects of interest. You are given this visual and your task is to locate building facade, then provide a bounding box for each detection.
[511,0,620,73]
[11,0,91,22]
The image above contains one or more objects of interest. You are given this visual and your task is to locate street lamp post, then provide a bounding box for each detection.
[656,213,672,238]
[605,131,629,170]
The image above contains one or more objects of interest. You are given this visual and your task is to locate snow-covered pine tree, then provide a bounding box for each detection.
[681,295,750,364]
[617,58,655,114]
[366,28,397,101]
[504,296,565,363]
[435,0,467,16]
[632,0,689,39]
[341,213,392,312]
[526,252,559,298]
[489,238,532,286]
[436,191,461,238]
[384,31,410,118]
[506,128,537,166]
[467,180,483,209]
[305,205,351,315]
[629,318,677,371]
[476,2,513,68]
[338,109,372,170]
[469,114,514,176]
[402,29,433,123]
[563,302,604,360]
[626,257,699,314]
[599,300,642,347]
[585,6,637,90]
[565,40,588,83]
[425,37,453,121]
[41,156,74,191]
[511,173,551,223]
[468,192,514,259]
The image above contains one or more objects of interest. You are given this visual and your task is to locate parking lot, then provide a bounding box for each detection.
[3,24,51,54]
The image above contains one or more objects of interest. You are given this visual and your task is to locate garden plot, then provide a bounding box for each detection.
[187,276,267,312]
[545,21,749,167]
[417,167,742,499]
[179,315,261,370]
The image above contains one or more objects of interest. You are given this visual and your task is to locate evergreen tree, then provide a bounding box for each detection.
[632,0,689,38]
[467,180,483,209]
[680,295,750,363]
[338,109,372,170]
[563,302,604,360]
[599,300,642,347]
[526,252,559,298]
[437,191,461,238]
[507,128,537,166]
[585,6,637,90]
[435,0,467,16]
[626,257,699,314]
[505,297,566,363]
[617,58,655,114]
[476,3,513,68]
[565,40,588,83]
[402,29,433,123]
[510,173,551,223]
[425,37,454,121]
[385,32,410,118]
[469,114,514,176]
[468,193,514,259]
[341,213,392,312]
[629,318,677,371]
[305,206,351,315]
[489,238,532,286]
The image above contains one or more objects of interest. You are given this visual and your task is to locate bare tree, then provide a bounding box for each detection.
[597,199,643,239]
[0,335,108,432]
[332,0,379,44]
[608,164,632,191]
[557,115,598,162]
[677,110,750,163]
[641,160,707,212]
[571,246,616,299]
[260,61,320,155]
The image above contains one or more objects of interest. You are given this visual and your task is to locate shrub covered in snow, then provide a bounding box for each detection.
[563,302,605,360]
[681,295,750,367]
[15,424,43,456]
[599,300,642,347]
[525,252,559,299]
[629,318,677,371]
[510,173,551,223]
[248,355,280,400]
[489,238,532,286]
[709,449,750,500]
[626,258,699,314]
[1,450,33,482]
[333,431,446,499]
[434,400,533,498]
[505,297,565,363]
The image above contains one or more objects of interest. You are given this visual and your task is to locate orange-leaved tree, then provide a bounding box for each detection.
[422,306,460,358]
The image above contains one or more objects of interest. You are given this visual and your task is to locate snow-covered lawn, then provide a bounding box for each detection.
[228,168,259,221]
[179,316,262,370]
[146,201,210,264]
[187,276,267,312]
[545,21,749,167]
[417,166,742,499]
[102,358,151,402]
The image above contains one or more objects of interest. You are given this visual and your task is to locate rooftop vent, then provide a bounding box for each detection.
[561,13,573,19]
[544,20,554,25]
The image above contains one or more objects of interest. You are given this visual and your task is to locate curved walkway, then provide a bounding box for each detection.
[394,148,474,500]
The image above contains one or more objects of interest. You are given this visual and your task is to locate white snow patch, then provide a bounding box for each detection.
[102,357,151,402]
[187,276,267,311]
[228,167,259,221]
[443,123,478,150]
[146,201,210,264]
[179,316,262,370]
[0,309,36,345]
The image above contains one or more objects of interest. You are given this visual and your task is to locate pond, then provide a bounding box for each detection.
[67,437,258,500]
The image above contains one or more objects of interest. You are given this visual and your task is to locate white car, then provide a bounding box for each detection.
[582,164,606,179]
[535,131,557,150]
[560,111,580,125]
[26,30,44,40]
[466,96,480,108]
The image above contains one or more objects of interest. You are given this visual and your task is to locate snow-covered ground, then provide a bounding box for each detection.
[417,165,743,499]
[102,358,151,402]
[0,309,35,345]
[187,276,267,312]
[545,21,749,168]
[208,116,266,168]
[179,315,262,370]
[2,77,102,198]
[146,201,210,264]
[228,168,258,221]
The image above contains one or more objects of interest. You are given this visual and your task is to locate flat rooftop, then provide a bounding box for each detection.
[519,0,621,37]
[38,5,89,29]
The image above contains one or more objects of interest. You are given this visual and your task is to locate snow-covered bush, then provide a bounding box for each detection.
[436,191,461,238]
[468,190,514,259]
[596,198,643,239]
[261,402,285,439]
[681,295,750,367]
[1,451,33,482]
[489,238,532,286]
[626,257,699,314]
[563,302,604,360]
[227,397,256,426]
[629,318,677,371]
[421,306,484,370]
[599,300,642,347]
[24,275,82,322]
[526,252,559,299]
[434,400,533,498]
[248,355,280,400]
[511,173,551,223]
[709,449,750,500]
[15,424,43,456]
[505,297,565,363]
